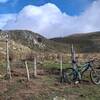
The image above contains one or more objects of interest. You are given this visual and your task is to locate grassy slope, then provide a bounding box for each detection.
[6,30,68,53]
[51,32,100,53]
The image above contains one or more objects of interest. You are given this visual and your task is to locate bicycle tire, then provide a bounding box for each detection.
[90,69,100,85]
[63,68,78,84]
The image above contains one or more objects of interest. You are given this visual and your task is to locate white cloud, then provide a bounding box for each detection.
[2,1,100,38]
[0,14,16,29]
[0,0,9,3]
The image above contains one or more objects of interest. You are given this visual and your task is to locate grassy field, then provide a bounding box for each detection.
[0,60,100,100]
[0,74,100,100]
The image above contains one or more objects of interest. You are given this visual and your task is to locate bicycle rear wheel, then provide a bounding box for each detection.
[90,69,100,85]
[63,68,77,84]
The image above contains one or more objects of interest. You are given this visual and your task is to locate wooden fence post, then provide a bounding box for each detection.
[34,56,37,77]
[25,60,30,81]
[71,44,77,69]
[6,37,12,79]
[60,54,63,76]
[71,44,75,61]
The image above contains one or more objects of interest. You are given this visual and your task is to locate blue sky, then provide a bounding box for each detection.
[0,0,100,38]
[0,0,95,15]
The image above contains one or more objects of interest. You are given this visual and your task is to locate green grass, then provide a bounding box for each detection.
[21,60,71,70]
[63,85,100,100]
[43,60,71,69]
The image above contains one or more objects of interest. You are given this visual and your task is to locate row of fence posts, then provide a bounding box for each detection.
[7,53,63,81]
[21,55,64,81]
[5,34,37,81]
[5,33,64,80]
[5,35,75,81]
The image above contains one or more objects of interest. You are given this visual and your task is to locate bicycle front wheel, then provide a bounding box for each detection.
[90,69,100,85]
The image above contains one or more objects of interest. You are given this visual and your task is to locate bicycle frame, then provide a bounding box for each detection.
[73,61,93,80]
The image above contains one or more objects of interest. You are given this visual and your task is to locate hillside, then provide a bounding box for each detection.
[0,30,100,55]
[8,30,69,52]
[51,32,100,53]
[0,30,68,56]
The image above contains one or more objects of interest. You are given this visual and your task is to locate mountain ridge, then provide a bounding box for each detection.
[0,30,100,54]
[51,31,100,53]
[0,30,68,53]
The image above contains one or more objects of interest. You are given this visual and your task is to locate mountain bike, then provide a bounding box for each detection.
[61,59,100,85]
